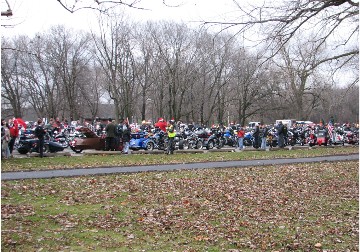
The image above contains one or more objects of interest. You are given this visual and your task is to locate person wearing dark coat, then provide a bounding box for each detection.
[253,125,260,149]
[105,118,117,151]
[277,121,285,148]
[34,118,46,158]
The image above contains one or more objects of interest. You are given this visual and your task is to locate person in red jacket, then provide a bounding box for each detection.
[237,126,245,150]
[154,118,167,132]
[8,117,19,156]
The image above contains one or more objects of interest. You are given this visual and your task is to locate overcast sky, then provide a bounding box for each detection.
[1,0,241,37]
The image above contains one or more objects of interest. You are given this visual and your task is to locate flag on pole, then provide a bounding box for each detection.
[327,123,334,141]
[15,118,27,129]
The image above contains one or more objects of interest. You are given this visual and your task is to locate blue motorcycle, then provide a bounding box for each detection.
[223,129,237,147]
[243,131,254,146]
[129,132,157,151]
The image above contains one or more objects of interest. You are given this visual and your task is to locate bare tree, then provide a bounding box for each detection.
[47,26,92,120]
[1,37,28,118]
[151,22,198,121]
[92,12,137,121]
[272,38,335,120]
[19,34,60,119]
[134,22,158,121]
[227,48,270,126]
[77,61,106,120]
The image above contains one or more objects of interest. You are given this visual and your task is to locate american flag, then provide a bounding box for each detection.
[327,123,334,140]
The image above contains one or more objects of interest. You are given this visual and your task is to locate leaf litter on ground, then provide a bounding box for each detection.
[1,160,358,251]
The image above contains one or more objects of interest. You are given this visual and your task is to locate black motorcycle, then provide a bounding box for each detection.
[177,129,202,150]
[204,128,224,150]
[152,130,166,150]
[186,131,204,149]
[17,133,64,155]
[53,130,70,148]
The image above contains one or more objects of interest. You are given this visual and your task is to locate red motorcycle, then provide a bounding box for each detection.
[315,130,329,146]
[306,130,317,147]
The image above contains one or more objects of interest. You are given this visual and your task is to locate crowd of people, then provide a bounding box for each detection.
[1,117,67,159]
[1,115,358,158]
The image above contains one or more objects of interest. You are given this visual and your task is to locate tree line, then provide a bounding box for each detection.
[1,13,358,126]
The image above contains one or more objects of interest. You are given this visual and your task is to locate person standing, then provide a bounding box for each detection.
[54,117,62,133]
[45,118,55,136]
[105,118,116,151]
[277,121,285,148]
[34,118,46,158]
[261,124,269,150]
[2,119,10,159]
[237,126,245,150]
[155,118,167,132]
[114,121,123,151]
[140,120,150,132]
[122,119,131,154]
[1,119,5,139]
[8,118,19,157]
[253,125,260,149]
[1,119,5,158]
[166,119,176,154]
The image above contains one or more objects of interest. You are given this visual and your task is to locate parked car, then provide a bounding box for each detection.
[69,127,123,153]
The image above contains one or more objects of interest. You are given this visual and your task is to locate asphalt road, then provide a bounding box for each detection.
[2,153,358,180]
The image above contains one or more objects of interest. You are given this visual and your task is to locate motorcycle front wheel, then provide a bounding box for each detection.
[43,144,50,153]
[206,140,214,150]
[178,140,185,150]
[17,146,30,154]
[70,146,83,153]
[146,142,155,151]
[62,141,69,148]
[195,140,203,149]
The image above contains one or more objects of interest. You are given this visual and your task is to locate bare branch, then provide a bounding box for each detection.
[56,0,145,13]
[1,0,12,16]
[312,50,359,69]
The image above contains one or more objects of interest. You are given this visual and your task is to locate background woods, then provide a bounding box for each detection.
[1,0,358,125]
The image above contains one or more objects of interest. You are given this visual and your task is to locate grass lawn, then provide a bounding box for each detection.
[1,157,359,251]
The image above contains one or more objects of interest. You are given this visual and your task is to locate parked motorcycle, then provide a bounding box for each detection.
[344,130,358,145]
[315,129,329,146]
[329,130,345,146]
[52,130,70,148]
[243,131,254,147]
[184,131,203,149]
[17,133,64,155]
[130,132,157,151]
[292,128,306,146]
[152,130,167,150]
[266,130,277,148]
[286,131,296,146]
[204,128,224,150]
[305,130,317,147]
[223,129,237,147]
